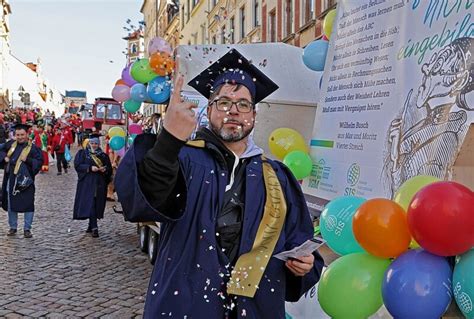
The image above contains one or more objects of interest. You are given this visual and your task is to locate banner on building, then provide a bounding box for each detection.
[302,0,473,212]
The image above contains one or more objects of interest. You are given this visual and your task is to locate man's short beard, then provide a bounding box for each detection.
[210,122,253,142]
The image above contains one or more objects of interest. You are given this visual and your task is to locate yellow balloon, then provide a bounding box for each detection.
[393,175,441,211]
[268,128,308,160]
[323,9,337,39]
[394,175,440,250]
[108,126,126,138]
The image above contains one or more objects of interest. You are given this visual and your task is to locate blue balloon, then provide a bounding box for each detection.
[303,40,329,71]
[147,76,171,104]
[320,196,366,255]
[130,83,148,102]
[109,136,125,151]
[453,249,474,319]
[382,249,452,319]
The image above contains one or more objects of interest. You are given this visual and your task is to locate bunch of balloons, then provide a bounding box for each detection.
[108,126,126,151]
[317,175,474,318]
[268,128,312,180]
[111,36,174,113]
[302,9,336,71]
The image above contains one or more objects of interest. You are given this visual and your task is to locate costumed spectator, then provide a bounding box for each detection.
[0,118,7,145]
[51,127,71,175]
[0,123,43,238]
[116,49,324,317]
[73,135,112,237]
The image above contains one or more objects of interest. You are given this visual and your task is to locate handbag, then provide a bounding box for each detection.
[13,162,33,195]
[65,145,71,162]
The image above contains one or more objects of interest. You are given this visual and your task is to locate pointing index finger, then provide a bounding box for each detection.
[170,75,184,106]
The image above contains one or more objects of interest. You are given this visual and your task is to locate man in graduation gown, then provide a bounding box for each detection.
[0,123,43,238]
[115,49,324,318]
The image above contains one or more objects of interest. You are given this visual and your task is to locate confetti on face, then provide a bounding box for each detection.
[174,291,179,295]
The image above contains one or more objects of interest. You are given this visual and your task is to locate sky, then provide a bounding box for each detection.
[9,0,143,103]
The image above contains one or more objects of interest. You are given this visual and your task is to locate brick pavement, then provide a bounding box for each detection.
[0,151,152,318]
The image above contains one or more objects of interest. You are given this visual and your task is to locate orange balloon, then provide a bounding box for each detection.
[115,79,128,86]
[353,198,411,258]
[149,52,175,76]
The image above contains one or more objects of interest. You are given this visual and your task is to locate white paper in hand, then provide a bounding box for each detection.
[273,238,326,261]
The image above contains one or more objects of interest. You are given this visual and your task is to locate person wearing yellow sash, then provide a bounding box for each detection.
[115,49,324,318]
[0,123,43,238]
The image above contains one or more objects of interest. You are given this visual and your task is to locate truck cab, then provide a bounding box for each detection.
[81,97,125,136]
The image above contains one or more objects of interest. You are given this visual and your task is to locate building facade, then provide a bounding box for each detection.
[0,0,11,109]
[123,29,145,65]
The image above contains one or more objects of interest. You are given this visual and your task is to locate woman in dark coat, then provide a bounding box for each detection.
[73,135,112,237]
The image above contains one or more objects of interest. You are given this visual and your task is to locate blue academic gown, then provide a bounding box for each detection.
[116,133,324,318]
[0,140,43,212]
[73,149,112,220]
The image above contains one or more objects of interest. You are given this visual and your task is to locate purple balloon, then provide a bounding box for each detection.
[121,64,138,87]
[111,85,130,102]
[148,36,172,55]
[116,147,126,157]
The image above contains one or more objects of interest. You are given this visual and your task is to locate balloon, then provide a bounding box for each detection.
[115,79,128,86]
[318,253,390,319]
[147,76,171,104]
[121,64,138,86]
[394,175,440,249]
[323,9,337,39]
[321,34,329,41]
[108,126,126,138]
[148,36,173,55]
[394,175,441,211]
[123,99,141,113]
[302,40,329,71]
[408,181,474,256]
[115,147,126,158]
[128,123,143,135]
[109,136,125,151]
[128,133,138,145]
[130,83,148,102]
[453,249,474,318]
[282,150,312,180]
[353,198,411,258]
[268,128,308,160]
[382,249,452,319]
[111,85,130,102]
[320,196,366,255]
[130,59,157,83]
[150,51,175,76]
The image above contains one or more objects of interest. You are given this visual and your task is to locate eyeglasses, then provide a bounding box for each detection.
[211,98,254,113]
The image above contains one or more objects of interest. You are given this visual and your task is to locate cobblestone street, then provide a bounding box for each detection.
[0,156,152,318]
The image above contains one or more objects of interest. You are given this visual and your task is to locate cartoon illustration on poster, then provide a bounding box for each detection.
[383,37,473,196]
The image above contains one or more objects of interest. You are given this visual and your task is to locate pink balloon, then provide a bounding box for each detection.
[129,123,143,135]
[148,36,172,56]
[116,147,126,157]
[121,64,138,87]
[111,85,131,102]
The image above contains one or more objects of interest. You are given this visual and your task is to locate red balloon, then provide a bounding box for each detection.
[322,34,329,41]
[407,181,474,256]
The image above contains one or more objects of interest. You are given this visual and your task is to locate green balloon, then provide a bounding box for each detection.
[124,99,141,113]
[282,150,312,180]
[130,58,157,83]
[318,253,391,319]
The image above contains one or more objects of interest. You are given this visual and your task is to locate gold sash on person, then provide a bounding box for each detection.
[226,156,287,298]
[7,141,33,175]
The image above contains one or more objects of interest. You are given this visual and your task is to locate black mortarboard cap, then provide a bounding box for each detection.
[90,133,102,139]
[188,49,279,103]
[13,123,31,131]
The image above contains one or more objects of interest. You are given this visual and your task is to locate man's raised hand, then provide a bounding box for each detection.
[162,67,198,141]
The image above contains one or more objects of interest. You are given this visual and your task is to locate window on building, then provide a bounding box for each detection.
[301,0,314,25]
[269,9,276,42]
[284,0,293,37]
[201,24,206,43]
[192,0,199,8]
[230,16,235,43]
[240,6,245,39]
[221,26,226,44]
[253,0,259,27]
[167,1,179,23]
[131,43,138,54]
[212,35,217,44]
[321,0,336,11]
[187,0,190,21]
[181,5,185,29]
